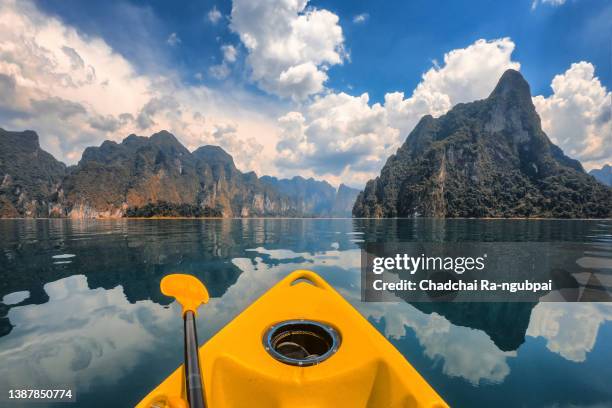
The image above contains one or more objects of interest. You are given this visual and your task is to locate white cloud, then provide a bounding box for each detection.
[527,302,612,362]
[417,38,520,108]
[230,0,346,100]
[275,38,521,186]
[221,44,238,63]
[276,92,400,186]
[207,6,222,24]
[0,0,281,176]
[208,63,230,80]
[353,13,369,24]
[533,62,611,170]
[532,0,568,10]
[0,275,176,391]
[166,32,181,46]
[208,44,238,80]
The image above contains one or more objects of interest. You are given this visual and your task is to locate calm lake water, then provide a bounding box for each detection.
[0,219,611,407]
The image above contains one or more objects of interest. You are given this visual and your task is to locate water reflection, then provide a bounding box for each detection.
[239,246,515,385]
[0,275,177,393]
[527,302,612,362]
[0,219,611,407]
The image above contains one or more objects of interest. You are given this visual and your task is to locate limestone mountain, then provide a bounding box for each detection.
[590,164,612,187]
[59,131,292,217]
[0,129,355,218]
[0,129,66,217]
[353,70,611,218]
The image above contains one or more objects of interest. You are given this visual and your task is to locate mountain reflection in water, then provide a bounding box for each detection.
[0,219,611,407]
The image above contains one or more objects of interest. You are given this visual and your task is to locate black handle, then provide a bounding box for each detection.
[184,310,206,408]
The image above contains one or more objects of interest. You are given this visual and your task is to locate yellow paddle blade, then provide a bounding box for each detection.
[160,274,209,316]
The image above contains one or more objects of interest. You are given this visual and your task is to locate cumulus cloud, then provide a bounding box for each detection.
[221,44,237,63]
[275,38,521,186]
[230,0,346,100]
[30,97,87,120]
[533,62,611,170]
[276,93,399,185]
[0,275,177,391]
[0,0,280,176]
[527,302,612,362]
[208,63,230,80]
[418,38,520,107]
[532,0,567,10]
[209,44,238,80]
[0,73,16,98]
[88,114,124,132]
[205,122,265,172]
[352,13,369,24]
[166,32,181,46]
[0,0,152,159]
[61,46,85,69]
[136,96,180,129]
[207,6,222,24]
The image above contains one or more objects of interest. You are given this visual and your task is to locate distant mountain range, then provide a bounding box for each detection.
[590,164,612,187]
[0,129,358,218]
[353,70,611,218]
[260,176,359,217]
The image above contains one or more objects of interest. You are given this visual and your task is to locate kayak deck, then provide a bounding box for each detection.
[137,270,448,408]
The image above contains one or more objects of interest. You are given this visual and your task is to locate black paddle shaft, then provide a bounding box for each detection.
[184,311,206,408]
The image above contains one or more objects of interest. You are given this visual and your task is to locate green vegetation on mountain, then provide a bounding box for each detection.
[124,201,222,218]
[353,70,611,218]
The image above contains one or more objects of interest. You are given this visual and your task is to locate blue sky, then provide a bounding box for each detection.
[35,0,611,99]
[1,0,610,187]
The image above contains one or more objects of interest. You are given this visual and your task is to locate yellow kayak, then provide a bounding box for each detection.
[137,270,448,408]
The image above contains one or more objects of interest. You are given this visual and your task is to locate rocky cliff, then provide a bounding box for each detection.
[0,129,66,217]
[59,131,296,217]
[0,130,346,218]
[353,70,611,218]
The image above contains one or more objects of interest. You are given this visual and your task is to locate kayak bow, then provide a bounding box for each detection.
[137,270,448,408]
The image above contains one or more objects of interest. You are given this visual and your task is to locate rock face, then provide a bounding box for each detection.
[60,131,293,217]
[353,70,611,218]
[0,129,356,218]
[590,164,612,187]
[0,129,66,217]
